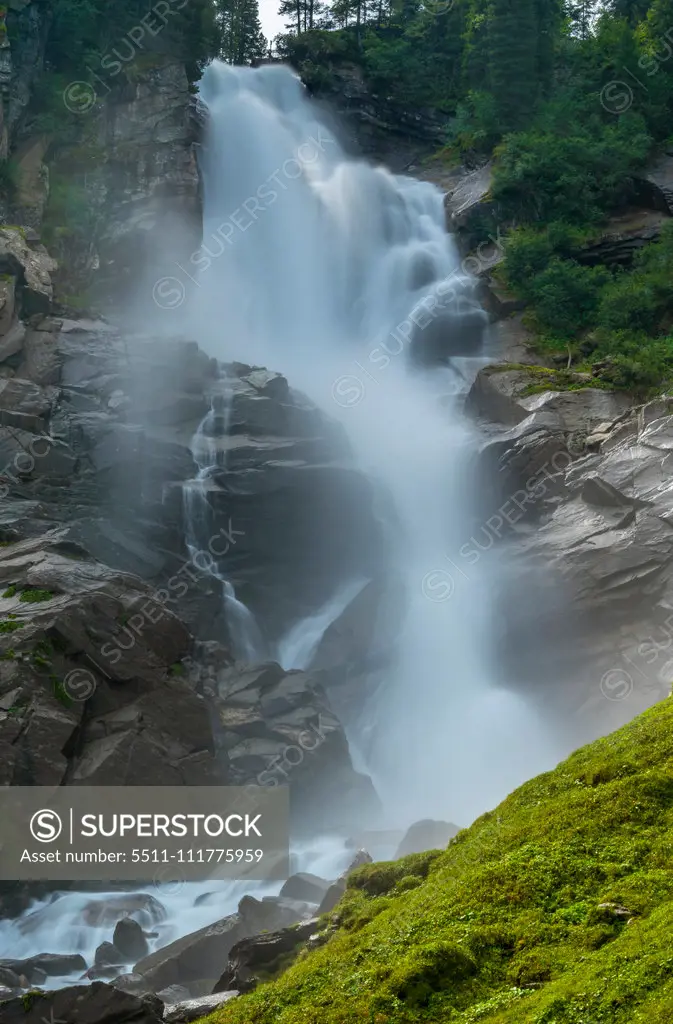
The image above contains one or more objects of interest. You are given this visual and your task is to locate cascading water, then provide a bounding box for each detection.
[0,61,564,979]
[191,61,561,827]
[184,379,265,661]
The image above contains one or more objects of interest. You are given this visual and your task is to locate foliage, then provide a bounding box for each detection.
[19,589,54,604]
[204,697,673,1024]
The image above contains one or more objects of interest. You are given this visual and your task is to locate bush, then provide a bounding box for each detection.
[527,258,611,341]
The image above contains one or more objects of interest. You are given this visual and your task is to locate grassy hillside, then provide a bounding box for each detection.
[206,697,673,1023]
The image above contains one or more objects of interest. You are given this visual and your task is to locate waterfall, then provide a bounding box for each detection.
[189,61,559,828]
[183,376,264,662]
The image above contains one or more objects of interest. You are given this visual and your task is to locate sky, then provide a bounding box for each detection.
[259,0,286,42]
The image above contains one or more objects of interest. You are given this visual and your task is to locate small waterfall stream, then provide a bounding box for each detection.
[183,376,265,662]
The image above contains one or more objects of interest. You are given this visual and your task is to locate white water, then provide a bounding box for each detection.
[0,61,562,976]
[277,577,368,670]
[184,381,265,661]
[0,838,353,986]
[189,61,561,827]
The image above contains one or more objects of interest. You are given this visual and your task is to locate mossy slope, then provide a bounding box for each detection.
[206,698,673,1024]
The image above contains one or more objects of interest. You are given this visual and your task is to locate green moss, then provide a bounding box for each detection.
[19,589,54,604]
[205,698,673,1024]
[169,662,185,676]
[2,585,16,598]
[0,620,21,633]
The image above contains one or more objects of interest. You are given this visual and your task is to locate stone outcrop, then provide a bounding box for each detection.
[466,372,673,737]
[0,531,215,790]
[190,651,380,833]
[133,893,314,994]
[305,62,446,171]
[213,918,318,995]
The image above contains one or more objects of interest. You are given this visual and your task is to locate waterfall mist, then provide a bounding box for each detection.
[187,61,562,829]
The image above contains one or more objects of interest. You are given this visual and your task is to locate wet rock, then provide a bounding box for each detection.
[1,953,86,979]
[95,942,125,968]
[0,966,21,988]
[214,918,319,994]
[192,655,380,834]
[395,819,461,858]
[0,982,164,1024]
[113,918,150,962]
[279,872,331,904]
[133,913,243,993]
[163,991,239,1023]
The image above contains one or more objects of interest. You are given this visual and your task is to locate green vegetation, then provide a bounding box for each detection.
[0,620,22,633]
[276,0,673,391]
[19,589,54,604]
[206,697,673,1024]
[2,585,16,599]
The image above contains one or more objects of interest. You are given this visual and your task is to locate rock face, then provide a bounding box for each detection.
[467,373,673,737]
[90,61,203,307]
[190,651,380,833]
[0,531,215,789]
[0,983,164,1024]
[305,62,446,171]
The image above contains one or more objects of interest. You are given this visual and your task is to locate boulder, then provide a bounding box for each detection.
[113,918,150,962]
[0,953,86,980]
[0,983,164,1024]
[0,966,21,989]
[213,918,319,994]
[133,913,243,993]
[279,872,331,904]
[395,819,461,858]
[95,942,125,968]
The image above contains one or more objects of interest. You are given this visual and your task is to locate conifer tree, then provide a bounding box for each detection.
[217,0,268,63]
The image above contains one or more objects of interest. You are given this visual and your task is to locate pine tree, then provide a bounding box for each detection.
[217,0,267,63]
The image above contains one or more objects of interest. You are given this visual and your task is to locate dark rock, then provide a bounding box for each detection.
[214,918,319,994]
[191,654,380,834]
[0,982,164,1024]
[113,918,150,962]
[279,872,331,904]
[0,967,21,989]
[0,953,86,979]
[95,942,125,968]
[395,819,461,858]
[133,913,243,993]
